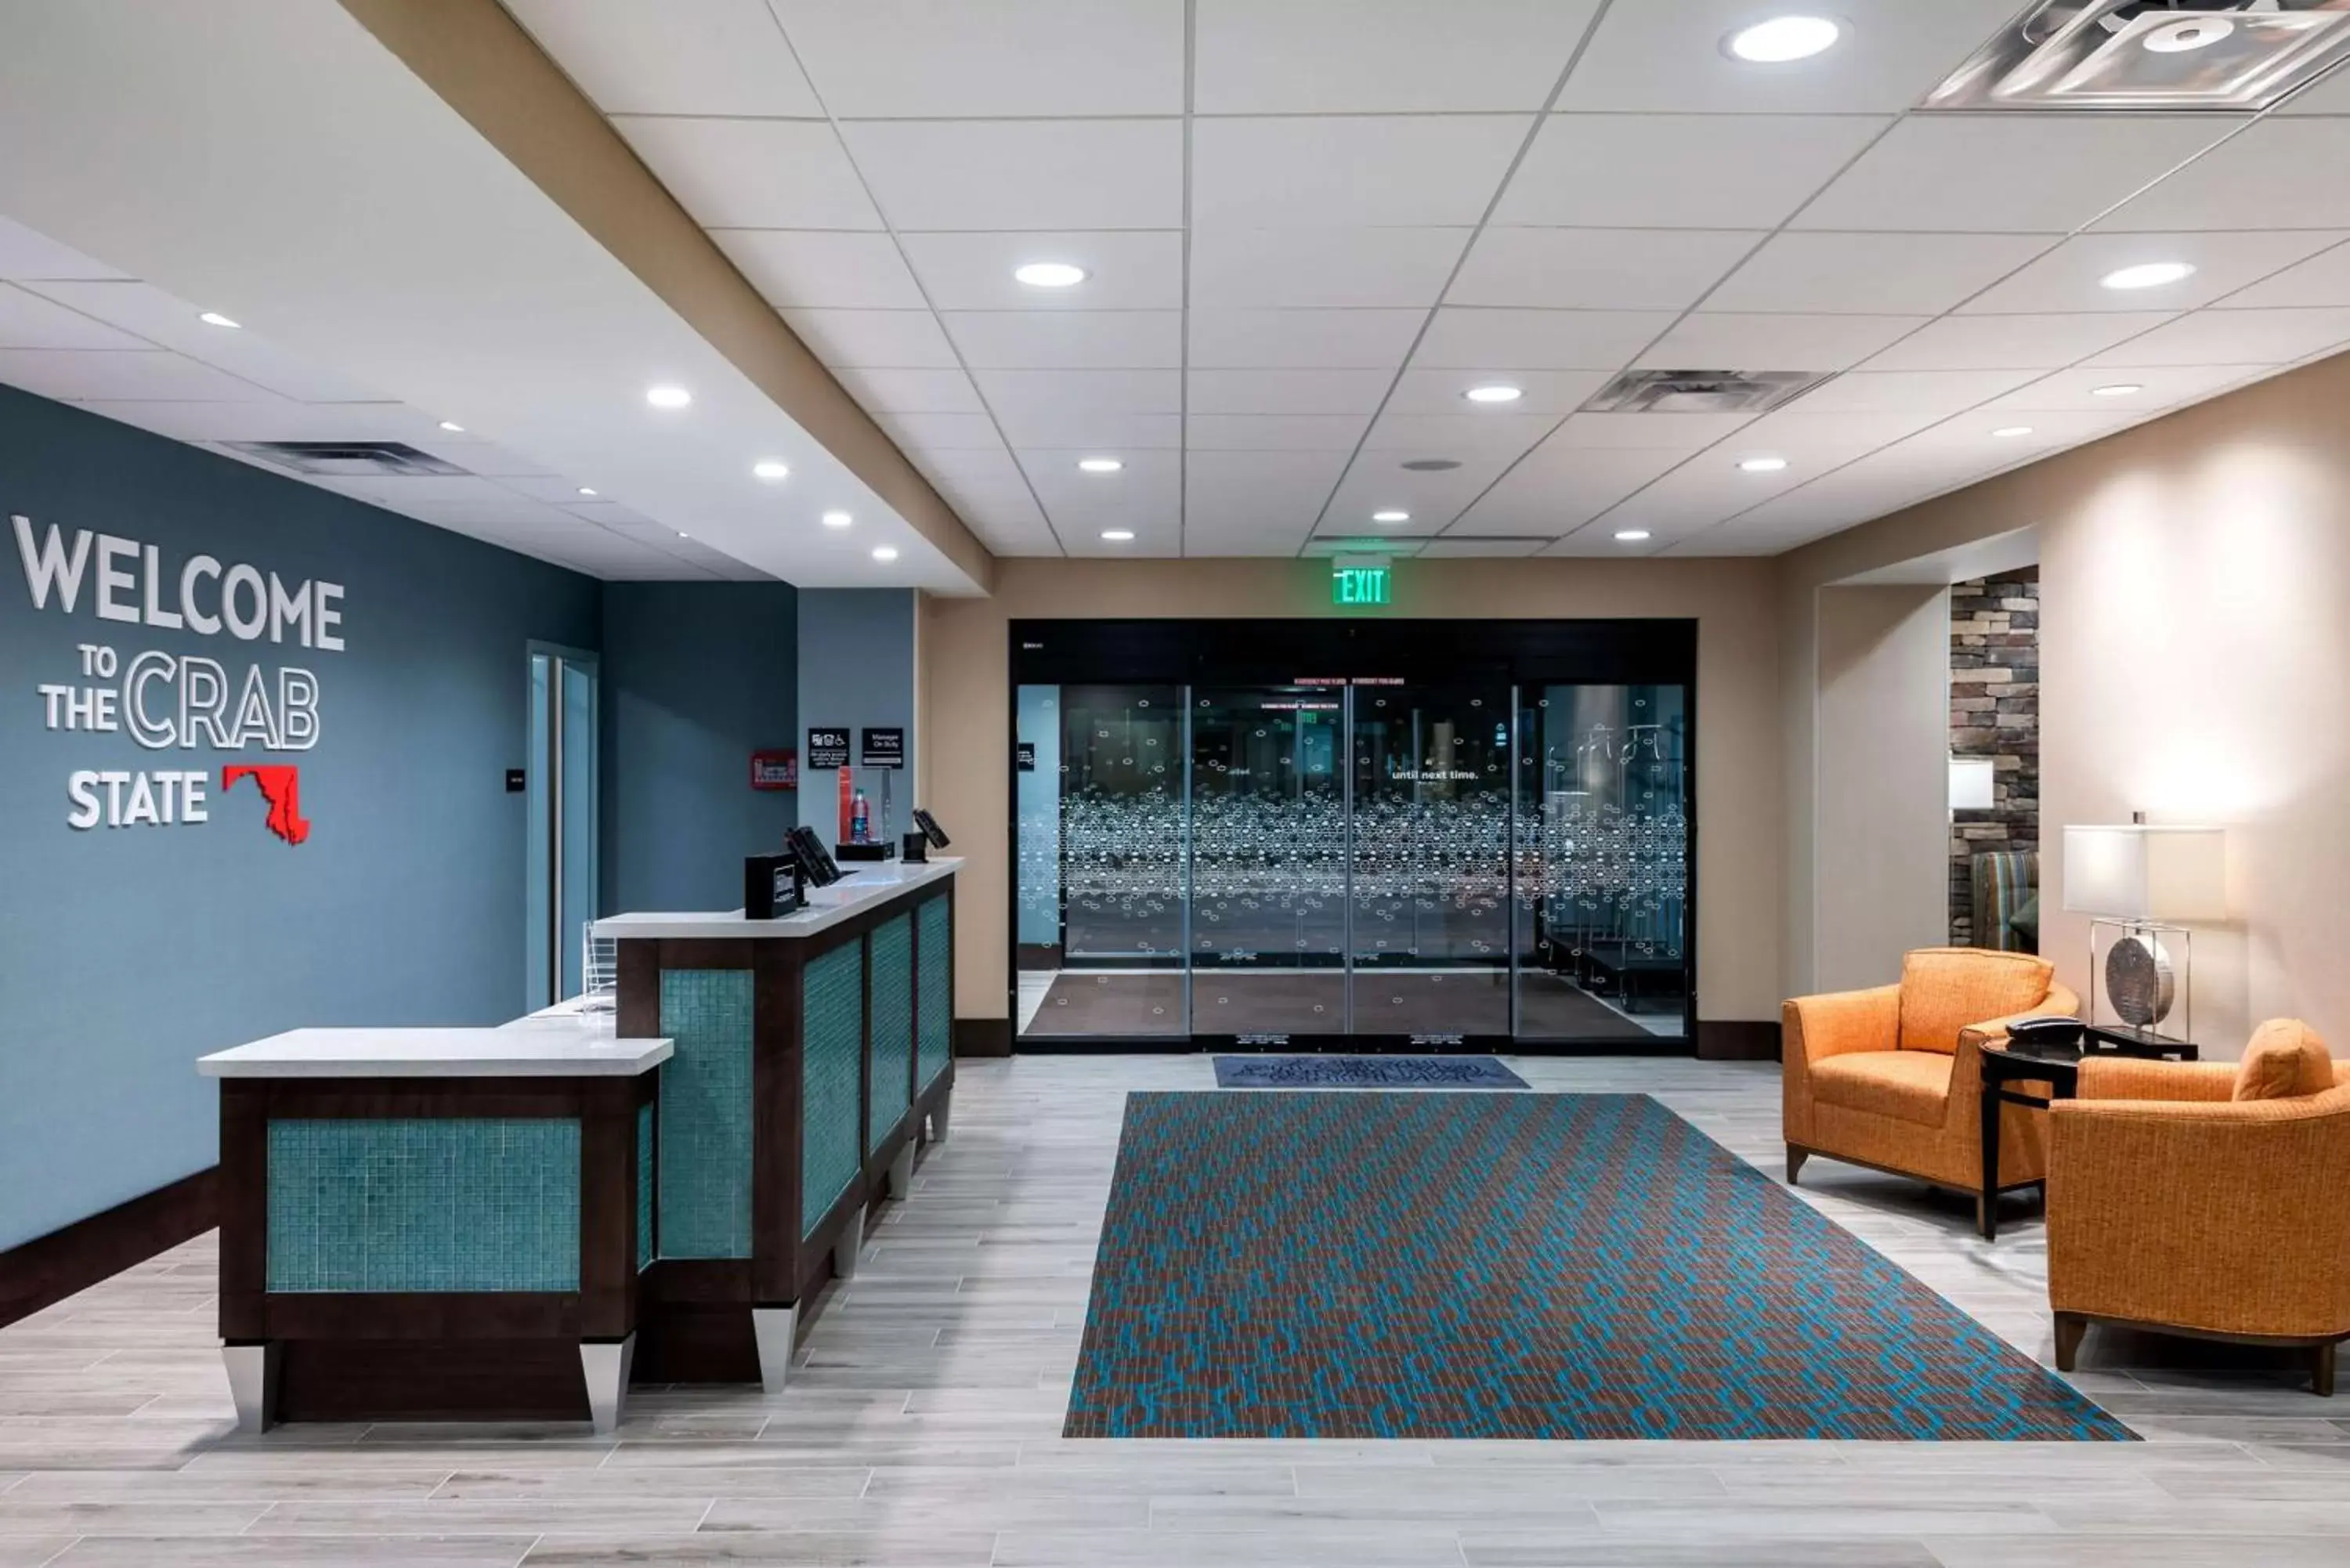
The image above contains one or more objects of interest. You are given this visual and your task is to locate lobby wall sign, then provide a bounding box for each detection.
[860,726,905,770]
[805,727,850,771]
[750,748,797,790]
[13,513,342,843]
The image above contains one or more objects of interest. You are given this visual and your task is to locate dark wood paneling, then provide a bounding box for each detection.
[577,1078,641,1340]
[277,1339,590,1423]
[630,1301,760,1383]
[262,1292,579,1341]
[219,1082,268,1341]
[0,1166,218,1332]
[955,1017,1011,1058]
[751,941,803,1305]
[1695,1020,1782,1062]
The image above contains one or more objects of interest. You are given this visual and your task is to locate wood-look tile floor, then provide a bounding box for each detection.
[3,1055,2346,1566]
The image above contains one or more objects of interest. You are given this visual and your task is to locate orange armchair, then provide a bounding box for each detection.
[2048,1022,2350,1396]
[1784,948,2081,1226]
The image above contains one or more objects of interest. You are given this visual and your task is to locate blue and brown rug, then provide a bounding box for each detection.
[1213,1055,1528,1090]
[1065,1092,2132,1441]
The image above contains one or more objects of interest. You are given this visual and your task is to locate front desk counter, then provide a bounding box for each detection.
[198,856,960,1433]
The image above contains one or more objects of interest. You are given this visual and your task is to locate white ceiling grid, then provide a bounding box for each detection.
[513,1,2350,558]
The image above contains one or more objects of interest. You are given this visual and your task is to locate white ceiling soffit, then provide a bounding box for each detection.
[0,1,982,592]
[506,0,2350,561]
[1836,526,2041,587]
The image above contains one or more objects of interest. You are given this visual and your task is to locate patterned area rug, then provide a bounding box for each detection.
[1213,1056,1529,1089]
[1066,1092,2134,1441]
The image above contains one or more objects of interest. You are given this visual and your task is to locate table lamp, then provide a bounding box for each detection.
[2061,817,2225,1044]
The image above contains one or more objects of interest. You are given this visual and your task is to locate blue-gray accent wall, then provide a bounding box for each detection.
[796,588,916,841]
[0,388,600,1250]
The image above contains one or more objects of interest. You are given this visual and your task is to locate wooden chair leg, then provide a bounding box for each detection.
[2053,1312,2088,1373]
[2315,1341,2337,1399]
[1786,1146,1809,1185]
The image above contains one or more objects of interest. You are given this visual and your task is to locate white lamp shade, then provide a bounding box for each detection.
[1949,757,1995,813]
[2062,824,2226,921]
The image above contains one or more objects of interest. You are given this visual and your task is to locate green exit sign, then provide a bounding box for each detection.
[1331,563,1390,607]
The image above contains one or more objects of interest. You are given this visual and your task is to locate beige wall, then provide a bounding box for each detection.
[1812,584,1951,993]
[1779,352,2350,1055]
[920,556,1784,1027]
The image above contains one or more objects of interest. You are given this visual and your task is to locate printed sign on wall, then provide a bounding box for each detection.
[749,749,797,790]
[805,726,850,770]
[13,514,342,844]
[859,727,905,770]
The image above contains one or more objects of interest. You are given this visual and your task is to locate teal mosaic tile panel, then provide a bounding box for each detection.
[918,894,952,1093]
[802,938,865,1238]
[658,969,754,1259]
[265,1118,579,1293]
[635,1099,655,1272]
[868,915,914,1154]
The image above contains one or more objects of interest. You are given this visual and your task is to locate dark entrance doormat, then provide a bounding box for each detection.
[1065,1092,2135,1442]
[1213,1056,1529,1089]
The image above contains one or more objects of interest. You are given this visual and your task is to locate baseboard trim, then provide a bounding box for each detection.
[1696,1020,1781,1062]
[954,1017,1012,1058]
[0,1167,219,1331]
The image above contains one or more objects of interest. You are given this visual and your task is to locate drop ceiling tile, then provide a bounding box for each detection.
[0,349,279,403]
[897,230,1182,311]
[911,445,1026,491]
[1896,410,2138,458]
[421,440,562,478]
[1363,412,1556,459]
[1383,368,1611,417]
[1417,537,1549,558]
[77,400,425,443]
[875,412,1007,450]
[832,365,986,414]
[1193,0,1600,112]
[0,283,150,350]
[501,475,620,504]
[2279,59,2350,114]
[1185,414,1374,450]
[1788,368,2042,415]
[1018,446,1181,525]
[1412,308,1677,370]
[1546,412,1758,451]
[1634,313,1927,372]
[1186,369,1394,415]
[1192,116,1532,229]
[2097,120,2350,233]
[1980,363,2276,414]
[2218,240,2350,309]
[1792,115,2239,234]
[971,367,1180,418]
[1455,446,1686,535]
[841,119,1183,232]
[780,309,960,367]
[1861,313,2178,371]
[1557,0,2037,114]
[1185,448,1351,531]
[1323,450,1520,531]
[507,0,821,116]
[2084,308,2350,369]
[991,409,1182,450]
[942,309,1182,370]
[1497,114,1887,229]
[1448,229,1760,311]
[710,231,925,310]
[613,117,880,229]
[769,0,1184,117]
[1188,308,1427,369]
[1728,408,1949,464]
[1191,229,1472,308]
[17,280,388,400]
[0,216,127,280]
[1705,232,2055,316]
[1961,231,2350,315]
[1182,529,1314,558]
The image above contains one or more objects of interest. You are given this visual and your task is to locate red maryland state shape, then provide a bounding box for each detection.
[221,764,311,846]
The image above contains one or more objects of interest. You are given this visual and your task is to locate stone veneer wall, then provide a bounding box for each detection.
[1950,568,2040,947]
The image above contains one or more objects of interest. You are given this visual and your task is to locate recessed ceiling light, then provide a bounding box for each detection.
[677,531,690,540]
[1464,384,1523,404]
[1101,529,1135,542]
[821,510,853,529]
[753,459,790,481]
[871,545,898,562]
[2100,261,2196,292]
[2142,15,2234,54]
[1014,262,1087,288]
[1077,457,1123,474]
[437,420,465,433]
[645,385,692,409]
[197,311,240,329]
[1737,455,1789,473]
[1992,425,2034,439]
[1726,15,1842,63]
[1614,529,1652,543]
[1372,509,1411,524]
[2091,383,2144,397]
[577,486,598,497]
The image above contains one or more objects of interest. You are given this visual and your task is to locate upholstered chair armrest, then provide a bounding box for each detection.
[1782,985,1900,1064]
[2076,1059,2238,1102]
[2048,1093,2350,1339]
[2041,980,2082,1020]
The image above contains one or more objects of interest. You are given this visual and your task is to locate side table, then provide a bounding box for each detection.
[1977,1031,2199,1241]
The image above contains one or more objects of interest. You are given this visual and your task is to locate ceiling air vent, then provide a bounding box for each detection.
[1928,2,2350,112]
[1582,370,1833,416]
[224,441,471,478]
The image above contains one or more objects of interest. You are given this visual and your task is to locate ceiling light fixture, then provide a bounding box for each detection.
[2092,383,2144,397]
[1101,529,1135,542]
[753,459,790,481]
[1614,529,1652,543]
[2100,261,2196,291]
[197,311,240,329]
[822,510,853,529]
[1992,425,2035,439]
[577,486,598,497]
[1464,384,1524,404]
[872,545,898,562]
[1014,262,1088,288]
[1726,15,1842,63]
[677,531,690,540]
[2143,15,2236,55]
[1372,510,1411,524]
[1077,457,1123,473]
[1737,455,1789,473]
[645,385,692,410]
[437,420,465,433]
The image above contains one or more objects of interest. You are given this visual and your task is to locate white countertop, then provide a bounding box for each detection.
[593,855,960,942]
[199,1024,672,1078]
